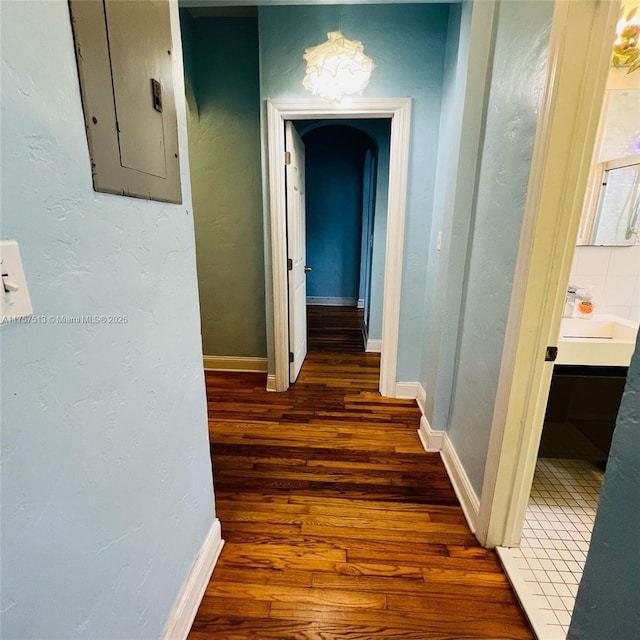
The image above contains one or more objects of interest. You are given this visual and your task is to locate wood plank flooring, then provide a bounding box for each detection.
[190,307,533,640]
[307,305,365,352]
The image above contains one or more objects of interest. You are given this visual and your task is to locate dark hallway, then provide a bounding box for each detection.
[307,305,365,353]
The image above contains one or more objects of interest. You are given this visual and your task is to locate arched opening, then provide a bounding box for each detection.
[293,122,388,353]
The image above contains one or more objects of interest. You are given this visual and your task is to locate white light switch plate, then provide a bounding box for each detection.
[1,240,33,324]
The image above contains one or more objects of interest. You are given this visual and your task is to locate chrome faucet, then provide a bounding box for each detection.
[563,285,577,318]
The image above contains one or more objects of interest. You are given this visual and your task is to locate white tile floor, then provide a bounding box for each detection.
[498,458,604,640]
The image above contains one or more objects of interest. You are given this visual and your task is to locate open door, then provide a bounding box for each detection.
[362,149,377,336]
[285,121,308,383]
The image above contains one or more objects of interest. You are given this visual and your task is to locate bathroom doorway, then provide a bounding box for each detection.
[494,9,640,638]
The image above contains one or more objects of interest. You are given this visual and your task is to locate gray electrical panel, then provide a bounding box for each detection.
[69,0,182,203]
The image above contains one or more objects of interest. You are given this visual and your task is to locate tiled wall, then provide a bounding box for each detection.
[568,245,640,323]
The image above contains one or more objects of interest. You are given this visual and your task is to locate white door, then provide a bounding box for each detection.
[285,122,308,382]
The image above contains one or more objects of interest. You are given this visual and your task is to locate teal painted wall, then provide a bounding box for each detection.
[419,1,466,425]
[445,0,553,494]
[180,13,266,358]
[568,336,640,640]
[0,2,214,638]
[303,125,370,300]
[360,149,375,305]
[297,118,390,340]
[259,3,450,381]
[360,119,391,342]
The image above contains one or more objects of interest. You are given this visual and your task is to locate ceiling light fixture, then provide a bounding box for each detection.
[612,6,640,73]
[303,31,375,102]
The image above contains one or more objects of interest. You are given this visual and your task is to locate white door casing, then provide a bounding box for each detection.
[285,122,308,383]
[266,98,411,394]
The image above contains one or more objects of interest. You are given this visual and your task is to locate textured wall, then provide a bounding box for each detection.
[419,0,466,425]
[303,125,369,300]
[0,2,214,638]
[446,0,554,494]
[568,335,640,640]
[259,3,449,381]
[181,14,266,358]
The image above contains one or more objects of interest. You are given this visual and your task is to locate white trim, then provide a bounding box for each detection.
[203,356,268,373]
[365,338,382,353]
[476,1,619,548]
[357,298,364,309]
[266,98,412,397]
[161,519,224,640]
[497,547,566,640]
[412,383,475,530]
[416,382,427,415]
[394,382,418,399]
[441,435,480,534]
[417,415,445,453]
[416,383,445,452]
[306,296,357,306]
[266,374,278,392]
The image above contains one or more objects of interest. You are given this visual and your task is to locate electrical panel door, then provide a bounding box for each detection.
[69,0,182,203]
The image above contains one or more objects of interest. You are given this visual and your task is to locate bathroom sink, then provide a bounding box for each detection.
[557,314,639,367]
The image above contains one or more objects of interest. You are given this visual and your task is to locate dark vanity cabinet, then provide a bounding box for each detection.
[540,365,628,463]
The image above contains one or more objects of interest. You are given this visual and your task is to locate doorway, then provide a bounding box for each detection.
[265,98,411,396]
[292,120,389,364]
[496,34,640,638]
[474,0,622,636]
[476,0,620,546]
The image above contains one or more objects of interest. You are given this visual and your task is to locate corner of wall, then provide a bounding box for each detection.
[415,384,479,535]
[161,519,224,640]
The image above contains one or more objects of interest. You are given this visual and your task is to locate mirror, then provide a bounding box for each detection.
[590,156,640,245]
[579,88,640,246]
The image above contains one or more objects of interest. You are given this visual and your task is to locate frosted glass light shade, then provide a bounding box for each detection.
[303,31,375,101]
[612,5,640,73]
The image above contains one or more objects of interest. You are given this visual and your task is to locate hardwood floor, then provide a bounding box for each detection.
[307,305,365,352]
[190,307,533,640]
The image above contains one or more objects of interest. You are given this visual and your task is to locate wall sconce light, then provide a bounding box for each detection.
[303,31,375,102]
[612,6,640,73]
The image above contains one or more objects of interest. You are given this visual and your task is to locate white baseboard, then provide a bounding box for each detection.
[440,435,480,534]
[417,415,445,452]
[416,383,427,415]
[366,338,382,353]
[266,374,278,392]
[416,383,445,451]
[161,518,224,640]
[203,356,267,373]
[306,296,357,306]
[357,298,365,309]
[394,382,419,399]
[412,383,479,536]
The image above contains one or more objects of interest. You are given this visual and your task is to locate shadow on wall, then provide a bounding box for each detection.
[180,11,266,359]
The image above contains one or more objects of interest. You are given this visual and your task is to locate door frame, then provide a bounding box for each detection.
[265,98,411,395]
[475,0,620,548]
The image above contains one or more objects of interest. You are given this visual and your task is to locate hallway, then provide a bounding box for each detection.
[307,305,366,352]
[189,308,534,639]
